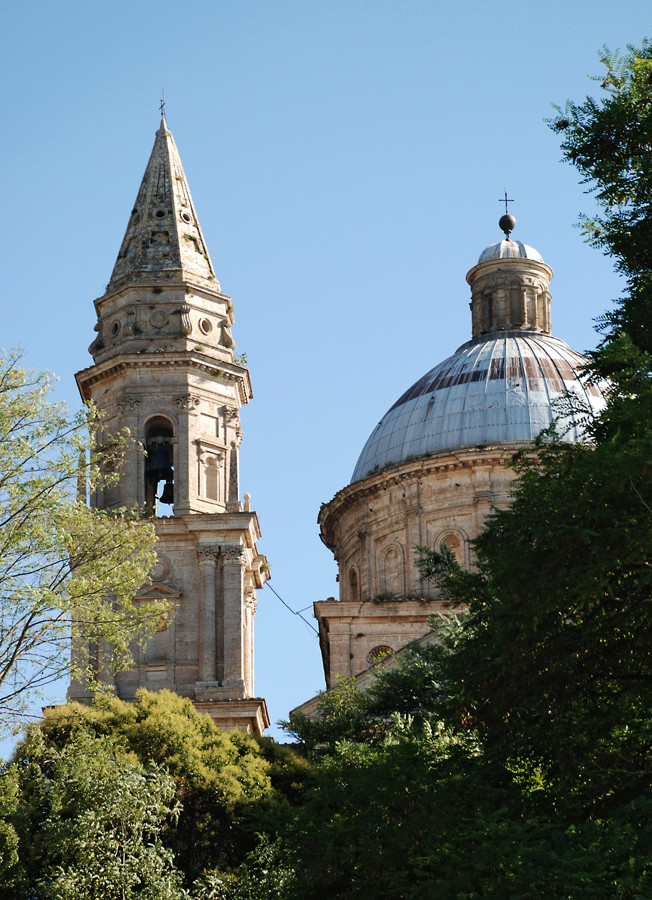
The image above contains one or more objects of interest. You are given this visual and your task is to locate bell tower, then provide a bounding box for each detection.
[70,117,270,735]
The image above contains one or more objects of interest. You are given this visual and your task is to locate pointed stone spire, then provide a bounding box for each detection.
[109,119,219,289]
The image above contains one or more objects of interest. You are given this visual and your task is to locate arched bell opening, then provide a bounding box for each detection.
[144,417,175,517]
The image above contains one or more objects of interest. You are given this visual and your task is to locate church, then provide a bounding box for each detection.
[303,211,606,700]
[69,117,605,730]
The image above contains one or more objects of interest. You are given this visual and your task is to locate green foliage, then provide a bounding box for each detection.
[549,39,652,380]
[549,41,652,279]
[0,349,162,735]
[416,425,652,813]
[40,691,277,880]
[1,727,188,899]
[190,836,295,899]
[283,676,378,750]
[285,630,459,753]
[413,38,652,815]
[276,706,652,899]
[1,690,312,894]
[277,648,652,898]
[0,762,21,890]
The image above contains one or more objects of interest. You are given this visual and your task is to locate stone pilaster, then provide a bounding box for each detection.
[221,544,246,694]
[196,545,220,684]
[244,587,257,697]
[357,524,372,599]
[174,394,200,515]
[114,395,141,508]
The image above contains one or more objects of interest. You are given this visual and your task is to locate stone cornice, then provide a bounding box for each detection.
[75,353,252,406]
[465,254,553,286]
[193,697,270,735]
[318,443,533,549]
[314,598,443,619]
[94,277,233,312]
[143,510,263,545]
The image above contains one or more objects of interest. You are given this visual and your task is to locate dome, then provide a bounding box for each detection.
[351,332,605,483]
[478,239,544,264]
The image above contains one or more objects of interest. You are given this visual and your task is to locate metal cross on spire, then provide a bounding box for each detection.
[160,88,166,120]
[498,189,514,215]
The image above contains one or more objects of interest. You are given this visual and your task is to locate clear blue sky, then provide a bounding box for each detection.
[1,1,649,743]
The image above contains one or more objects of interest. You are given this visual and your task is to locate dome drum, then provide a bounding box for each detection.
[467,254,553,339]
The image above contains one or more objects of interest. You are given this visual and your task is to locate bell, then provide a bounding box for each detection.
[146,442,173,484]
[158,480,174,505]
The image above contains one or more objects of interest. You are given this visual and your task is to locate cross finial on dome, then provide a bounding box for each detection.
[498,190,516,239]
[498,189,513,215]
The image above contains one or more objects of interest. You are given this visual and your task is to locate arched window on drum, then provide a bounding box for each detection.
[348,566,360,602]
[382,545,402,596]
[367,645,394,666]
[436,530,465,567]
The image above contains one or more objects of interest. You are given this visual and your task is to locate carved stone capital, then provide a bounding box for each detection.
[222,406,240,423]
[222,544,246,566]
[244,589,258,612]
[198,446,225,465]
[175,394,201,411]
[197,545,220,564]
[117,395,141,413]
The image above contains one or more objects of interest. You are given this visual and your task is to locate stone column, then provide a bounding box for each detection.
[116,395,141,507]
[243,587,257,697]
[523,286,532,328]
[196,545,220,684]
[357,525,372,600]
[221,544,246,695]
[174,394,200,515]
[496,285,508,327]
[222,407,242,512]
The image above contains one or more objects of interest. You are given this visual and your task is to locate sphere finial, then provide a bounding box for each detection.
[499,213,516,238]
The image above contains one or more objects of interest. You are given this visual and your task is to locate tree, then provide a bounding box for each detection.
[0,349,162,735]
[280,643,652,899]
[1,727,189,899]
[283,625,458,753]
[0,690,311,893]
[412,38,652,814]
[549,40,652,360]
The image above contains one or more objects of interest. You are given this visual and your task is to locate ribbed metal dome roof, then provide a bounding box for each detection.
[351,332,605,483]
[478,239,543,263]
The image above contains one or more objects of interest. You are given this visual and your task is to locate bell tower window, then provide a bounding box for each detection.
[144,418,175,516]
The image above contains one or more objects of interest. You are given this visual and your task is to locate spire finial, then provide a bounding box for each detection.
[499,189,513,215]
[160,88,166,121]
[498,189,516,239]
